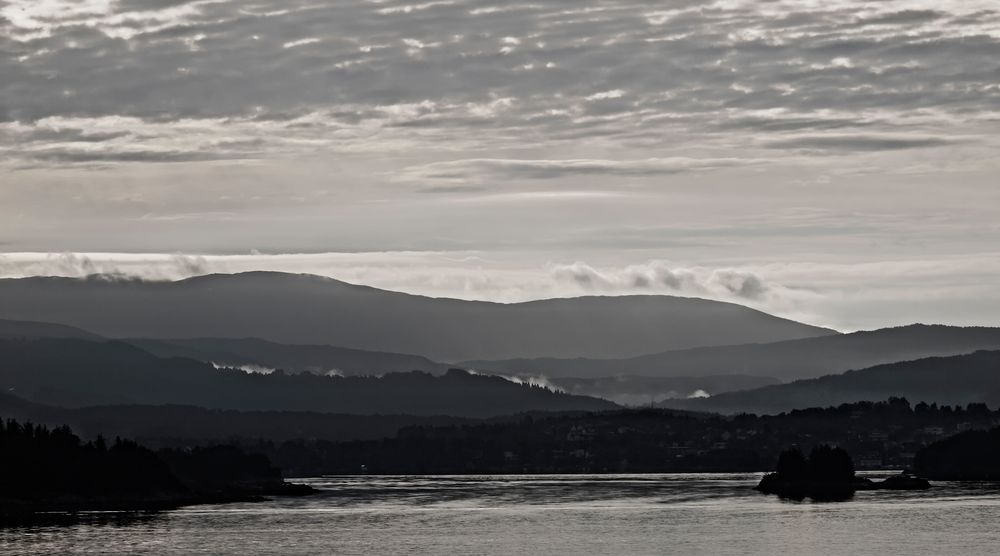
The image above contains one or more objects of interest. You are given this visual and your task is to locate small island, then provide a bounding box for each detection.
[0,418,315,520]
[756,445,930,501]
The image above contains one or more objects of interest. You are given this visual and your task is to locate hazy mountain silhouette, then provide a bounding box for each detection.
[127,337,451,376]
[0,391,482,443]
[0,338,616,417]
[0,318,102,341]
[0,320,783,405]
[0,272,835,361]
[658,350,1000,415]
[548,375,780,406]
[124,339,778,401]
[463,325,1000,381]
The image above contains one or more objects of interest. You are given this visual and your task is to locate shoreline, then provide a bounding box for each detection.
[0,482,317,523]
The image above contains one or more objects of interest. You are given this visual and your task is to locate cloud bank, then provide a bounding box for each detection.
[4,251,1000,332]
[2,0,998,171]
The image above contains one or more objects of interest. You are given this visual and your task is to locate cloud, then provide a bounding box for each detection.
[400,157,762,187]
[169,253,208,274]
[466,369,564,392]
[20,148,254,165]
[0,252,787,305]
[20,129,132,143]
[1,0,999,333]
[211,361,277,375]
[1,0,996,168]
[5,251,1000,332]
[0,116,278,168]
[550,261,774,300]
[0,252,210,280]
[854,10,947,27]
[714,116,876,133]
[765,135,956,152]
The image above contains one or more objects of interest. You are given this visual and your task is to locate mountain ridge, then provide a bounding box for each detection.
[657,350,1000,415]
[0,318,103,341]
[463,324,1000,381]
[0,271,836,361]
[0,337,616,417]
[125,337,451,376]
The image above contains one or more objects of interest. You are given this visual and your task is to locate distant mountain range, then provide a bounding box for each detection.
[547,375,780,406]
[0,318,454,378]
[0,272,835,361]
[122,340,779,403]
[3,274,999,418]
[464,324,1000,381]
[0,318,101,340]
[0,338,615,417]
[6,316,1000,409]
[127,337,452,376]
[0,319,784,405]
[659,350,1000,415]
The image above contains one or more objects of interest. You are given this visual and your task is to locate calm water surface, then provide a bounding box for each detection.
[4,473,1000,555]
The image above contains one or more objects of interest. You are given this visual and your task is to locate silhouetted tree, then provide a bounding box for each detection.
[775,448,808,480]
[0,417,303,515]
[808,445,855,482]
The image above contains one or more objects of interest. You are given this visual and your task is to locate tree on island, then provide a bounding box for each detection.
[807,445,855,483]
[774,448,808,480]
[757,445,926,501]
[757,445,858,501]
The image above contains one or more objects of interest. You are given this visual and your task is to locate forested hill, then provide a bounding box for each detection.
[464,324,1000,381]
[126,337,451,376]
[0,272,835,361]
[659,350,1000,415]
[0,338,615,417]
[0,318,102,341]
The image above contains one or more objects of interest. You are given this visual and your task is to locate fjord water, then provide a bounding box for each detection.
[5,474,1000,555]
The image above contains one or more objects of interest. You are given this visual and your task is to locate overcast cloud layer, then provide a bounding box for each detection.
[2,0,999,330]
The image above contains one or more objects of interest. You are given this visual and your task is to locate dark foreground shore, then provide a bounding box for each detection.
[1,482,317,523]
[0,417,319,523]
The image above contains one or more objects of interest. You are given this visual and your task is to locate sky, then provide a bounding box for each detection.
[1,0,999,331]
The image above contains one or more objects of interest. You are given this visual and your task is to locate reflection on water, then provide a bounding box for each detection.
[4,474,1000,555]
